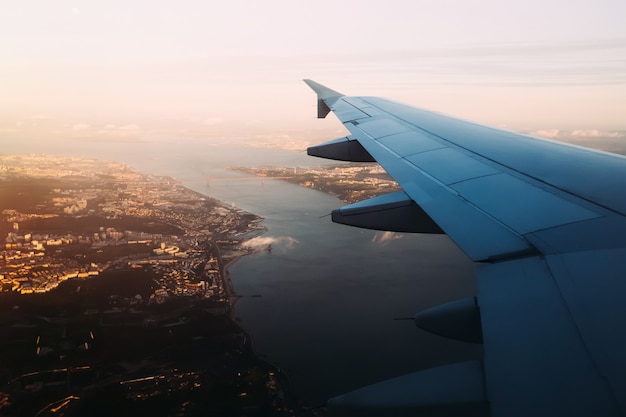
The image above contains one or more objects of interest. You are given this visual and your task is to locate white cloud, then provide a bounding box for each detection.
[570,129,624,139]
[242,236,298,251]
[528,128,626,154]
[371,231,403,245]
[531,128,561,138]
[531,129,625,139]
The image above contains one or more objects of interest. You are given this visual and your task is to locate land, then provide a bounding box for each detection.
[232,164,401,203]
[0,155,314,416]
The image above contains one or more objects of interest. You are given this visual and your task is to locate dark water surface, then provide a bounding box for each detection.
[3,137,480,403]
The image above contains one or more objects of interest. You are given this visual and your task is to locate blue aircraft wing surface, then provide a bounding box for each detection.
[304,79,626,416]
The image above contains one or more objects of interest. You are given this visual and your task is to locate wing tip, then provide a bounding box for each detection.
[303,79,344,101]
[303,79,344,118]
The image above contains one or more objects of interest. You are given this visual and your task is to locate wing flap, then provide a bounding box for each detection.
[332,191,444,233]
[547,249,626,412]
[405,147,499,185]
[306,136,375,162]
[451,173,601,234]
[327,361,489,416]
[478,257,623,416]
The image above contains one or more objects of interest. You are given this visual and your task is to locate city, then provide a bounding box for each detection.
[232,163,400,203]
[1,154,261,298]
[0,154,310,416]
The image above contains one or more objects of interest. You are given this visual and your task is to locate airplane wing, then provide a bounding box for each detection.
[304,79,626,416]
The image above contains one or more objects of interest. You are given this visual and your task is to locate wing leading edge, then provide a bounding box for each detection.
[304,80,626,416]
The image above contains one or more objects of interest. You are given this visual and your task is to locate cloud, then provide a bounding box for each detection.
[570,129,624,139]
[529,128,626,155]
[531,129,625,140]
[242,236,298,251]
[371,231,403,245]
[531,128,561,138]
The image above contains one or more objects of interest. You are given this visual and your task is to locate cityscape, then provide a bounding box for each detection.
[0,154,313,416]
[1,154,262,298]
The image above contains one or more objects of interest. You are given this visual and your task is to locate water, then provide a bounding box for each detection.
[2,137,480,403]
[214,181,479,403]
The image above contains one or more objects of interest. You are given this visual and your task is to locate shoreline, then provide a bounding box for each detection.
[218,235,321,414]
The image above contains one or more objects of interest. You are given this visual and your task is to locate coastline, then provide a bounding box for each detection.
[0,154,315,415]
[217,233,321,414]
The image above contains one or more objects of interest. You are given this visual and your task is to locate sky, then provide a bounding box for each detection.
[1,0,625,149]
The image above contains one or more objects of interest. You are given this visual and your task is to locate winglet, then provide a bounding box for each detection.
[303,79,344,118]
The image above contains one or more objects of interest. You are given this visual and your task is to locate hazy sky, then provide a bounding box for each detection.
[1,0,625,147]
